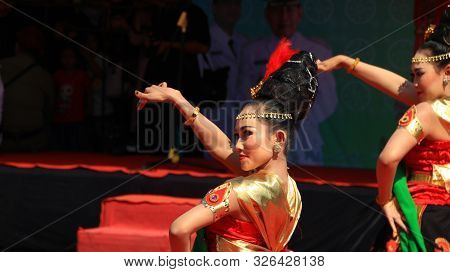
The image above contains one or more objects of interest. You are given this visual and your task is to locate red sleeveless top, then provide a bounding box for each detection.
[403,140,450,205]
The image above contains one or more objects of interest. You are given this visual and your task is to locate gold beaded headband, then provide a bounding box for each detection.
[411,52,450,63]
[236,112,293,120]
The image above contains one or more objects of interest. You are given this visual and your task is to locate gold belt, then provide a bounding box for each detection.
[409,172,445,187]
[412,164,450,192]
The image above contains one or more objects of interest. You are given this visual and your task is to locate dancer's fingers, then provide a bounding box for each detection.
[388,218,398,237]
[159,82,167,88]
[145,85,155,93]
[144,86,153,93]
[137,99,146,110]
[395,217,409,233]
[135,91,149,103]
[135,91,148,110]
[135,90,146,99]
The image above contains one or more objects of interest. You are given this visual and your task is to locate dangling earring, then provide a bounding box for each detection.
[444,76,449,85]
[273,142,282,154]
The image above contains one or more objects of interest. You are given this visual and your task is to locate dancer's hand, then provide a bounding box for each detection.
[316,55,349,73]
[381,199,408,238]
[135,82,180,110]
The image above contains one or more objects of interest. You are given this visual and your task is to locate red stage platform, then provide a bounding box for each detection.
[77,194,199,252]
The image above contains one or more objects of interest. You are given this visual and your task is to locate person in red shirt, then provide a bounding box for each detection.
[52,46,91,150]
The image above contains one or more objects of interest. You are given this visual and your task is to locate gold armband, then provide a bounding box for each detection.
[202,182,232,222]
[398,105,425,143]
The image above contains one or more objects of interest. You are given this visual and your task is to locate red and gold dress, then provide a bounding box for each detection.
[201,170,302,252]
[401,98,450,251]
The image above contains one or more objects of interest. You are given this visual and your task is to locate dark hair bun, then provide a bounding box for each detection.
[421,6,450,68]
[256,50,319,122]
[426,6,450,46]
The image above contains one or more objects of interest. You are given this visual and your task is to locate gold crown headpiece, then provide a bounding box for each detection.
[236,112,293,120]
[424,24,436,41]
[411,52,450,63]
[250,80,264,99]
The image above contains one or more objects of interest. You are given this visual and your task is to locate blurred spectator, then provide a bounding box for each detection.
[102,3,138,153]
[81,34,103,92]
[0,0,22,59]
[0,25,54,152]
[51,46,91,150]
[198,0,246,101]
[145,0,210,103]
[125,6,157,152]
[47,2,96,71]
[81,33,111,119]
[0,74,4,145]
[103,3,138,99]
[234,0,337,165]
[197,0,247,149]
[141,0,210,154]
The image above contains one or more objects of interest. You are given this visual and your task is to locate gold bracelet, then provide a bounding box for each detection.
[347,57,360,73]
[376,195,393,207]
[184,106,200,126]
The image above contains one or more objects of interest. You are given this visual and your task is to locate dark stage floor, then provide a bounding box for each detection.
[0,157,386,251]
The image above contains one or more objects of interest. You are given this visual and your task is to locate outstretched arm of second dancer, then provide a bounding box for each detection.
[317,55,419,106]
[134,83,244,175]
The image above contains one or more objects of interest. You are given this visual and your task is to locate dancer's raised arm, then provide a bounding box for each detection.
[135,83,243,175]
[318,55,418,106]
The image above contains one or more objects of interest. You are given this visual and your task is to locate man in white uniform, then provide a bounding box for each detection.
[232,0,337,165]
[197,0,247,139]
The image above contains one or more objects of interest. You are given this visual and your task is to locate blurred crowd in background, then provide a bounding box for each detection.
[0,0,337,165]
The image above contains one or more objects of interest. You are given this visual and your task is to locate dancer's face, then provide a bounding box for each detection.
[234,107,276,172]
[411,49,450,102]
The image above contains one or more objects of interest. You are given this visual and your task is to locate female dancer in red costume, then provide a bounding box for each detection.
[135,41,319,251]
[318,8,450,251]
